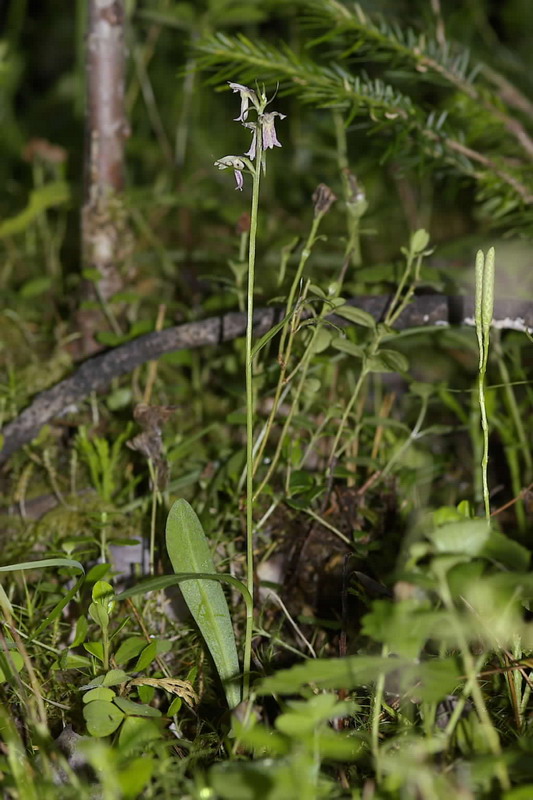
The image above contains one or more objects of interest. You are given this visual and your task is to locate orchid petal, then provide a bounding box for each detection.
[261,112,286,150]
[243,123,257,160]
[228,82,259,122]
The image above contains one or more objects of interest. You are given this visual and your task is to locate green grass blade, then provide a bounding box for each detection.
[0,558,85,638]
[165,499,241,708]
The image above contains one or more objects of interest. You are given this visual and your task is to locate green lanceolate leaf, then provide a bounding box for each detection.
[165,499,241,708]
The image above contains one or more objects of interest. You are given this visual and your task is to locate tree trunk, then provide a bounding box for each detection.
[78,0,130,354]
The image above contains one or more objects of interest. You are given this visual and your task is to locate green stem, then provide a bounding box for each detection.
[148,460,158,576]
[243,139,263,701]
[102,628,109,672]
[327,363,369,476]
[511,634,524,730]
[253,310,325,502]
[494,337,531,530]
[326,248,420,475]
[478,370,491,520]
[253,213,324,473]
[371,643,388,782]
[378,393,429,481]
[100,510,108,564]
[333,110,364,267]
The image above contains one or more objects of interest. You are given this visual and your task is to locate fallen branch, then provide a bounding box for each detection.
[1,294,532,465]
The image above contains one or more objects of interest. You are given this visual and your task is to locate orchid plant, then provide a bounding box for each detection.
[214,82,285,190]
[214,82,286,698]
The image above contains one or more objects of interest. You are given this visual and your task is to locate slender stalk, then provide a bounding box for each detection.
[474,248,495,521]
[253,213,323,473]
[442,652,486,741]
[242,135,263,700]
[511,634,525,730]
[377,392,429,481]
[253,309,325,502]
[327,365,368,476]
[102,625,110,672]
[478,372,491,519]
[333,110,366,268]
[494,336,531,529]
[371,644,389,782]
[148,460,158,576]
[326,241,425,475]
[100,510,108,564]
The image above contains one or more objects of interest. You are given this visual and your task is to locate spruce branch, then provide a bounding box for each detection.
[438,137,533,205]
[304,0,533,161]
[196,31,532,217]
[483,65,533,120]
[196,32,415,120]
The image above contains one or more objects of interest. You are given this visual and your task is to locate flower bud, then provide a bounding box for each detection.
[312,184,337,216]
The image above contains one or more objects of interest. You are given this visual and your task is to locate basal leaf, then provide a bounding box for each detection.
[165,499,241,708]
